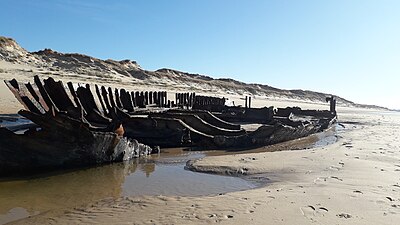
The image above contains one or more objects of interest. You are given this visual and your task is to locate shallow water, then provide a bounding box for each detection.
[0,149,257,224]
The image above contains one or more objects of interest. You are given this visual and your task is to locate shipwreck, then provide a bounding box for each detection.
[0,76,337,175]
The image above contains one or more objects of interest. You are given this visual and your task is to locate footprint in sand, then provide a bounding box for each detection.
[300,205,329,220]
[386,196,395,202]
[337,213,352,219]
[328,166,341,171]
[330,176,343,181]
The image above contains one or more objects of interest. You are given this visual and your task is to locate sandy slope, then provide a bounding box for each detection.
[8,106,399,225]
[0,59,335,115]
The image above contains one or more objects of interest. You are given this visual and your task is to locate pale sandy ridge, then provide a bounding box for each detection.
[11,108,400,225]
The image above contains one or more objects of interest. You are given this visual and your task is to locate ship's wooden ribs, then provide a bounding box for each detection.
[149,91,153,104]
[43,77,75,112]
[76,85,99,113]
[175,92,195,108]
[4,79,30,112]
[34,75,58,112]
[153,91,157,106]
[136,92,145,108]
[131,91,137,107]
[140,91,145,107]
[25,82,49,112]
[4,79,43,114]
[144,91,149,105]
[25,82,39,102]
[107,87,117,109]
[120,88,134,112]
[101,86,113,113]
[164,91,168,107]
[67,82,83,111]
[76,88,111,125]
[135,91,140,107]
[114,88,123,108]
[158,92,162,107]
[95,84,107,114]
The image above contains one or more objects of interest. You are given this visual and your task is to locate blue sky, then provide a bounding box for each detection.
[1,0,399,109]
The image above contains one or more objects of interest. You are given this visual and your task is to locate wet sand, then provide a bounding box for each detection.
[3,107,398,225]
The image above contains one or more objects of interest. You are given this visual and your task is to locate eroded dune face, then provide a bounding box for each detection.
[1,36,383,112]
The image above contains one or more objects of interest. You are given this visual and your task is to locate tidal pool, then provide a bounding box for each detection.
[0,149,257,224]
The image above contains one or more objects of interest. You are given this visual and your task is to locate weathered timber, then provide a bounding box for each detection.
[120,89,134,112]
[43,77,75,112]
[34,76,57,112]
[167,109,241,130]
[122,115,214,148]
[2,76,337,153]
[150,112,245,137]
[115,88,123,108]
[0,110,151,176]
[215,106,274,123]
[95,84,108,114]
[1,77,157,176]
[101,86,113,113]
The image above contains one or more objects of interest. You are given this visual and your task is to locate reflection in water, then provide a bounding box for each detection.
[140,161,156,177]
[0,152,256,224]
[0,162,135,215]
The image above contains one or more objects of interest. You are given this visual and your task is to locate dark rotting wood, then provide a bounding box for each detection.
[114,88,123,108]
[120,88,134,112]
[131,91,137,107]
[139,91,144,106]
[20,96,41,114]
[138,94,145,108]
[325,96,336,115]
[67,82,84,112]
[144,91,148,105]
[25,82,39,102]
[107,87,116,108]
[95,84,107,114]
[43,77,75,112]
[8,79,19,89]
[149,91,153,104]
[135,91,140,107]
[126,91,134,111]
[34,75,58,112]
[248,97,252,108]
[101,86,112,113]
[76,85,100,114]
[153,91,158,105]
[26,82,49,112]
[164,92,167,107]
[157,91,161,107]
[5,80,33,113]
